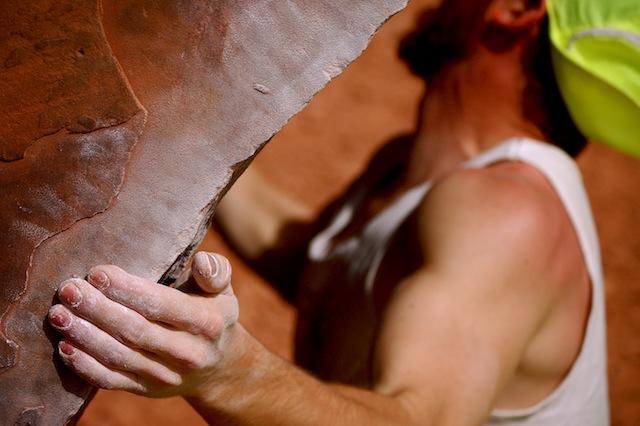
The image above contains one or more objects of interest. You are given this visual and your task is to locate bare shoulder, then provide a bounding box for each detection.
[374,162,584,420]
[417,161,569,281]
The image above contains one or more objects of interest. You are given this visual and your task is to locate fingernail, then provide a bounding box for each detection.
[59,341,75,356]
[49,308,71,328]
[194,252,212,277]
[88,270,109,290]
[208,253,221,278]
[59,282,82,307]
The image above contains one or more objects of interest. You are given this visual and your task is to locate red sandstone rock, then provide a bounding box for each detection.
[0,1,407,423]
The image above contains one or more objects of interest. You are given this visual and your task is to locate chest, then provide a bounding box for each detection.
[295,182,426,386]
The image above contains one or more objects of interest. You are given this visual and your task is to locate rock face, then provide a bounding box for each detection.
[0,1,407,424]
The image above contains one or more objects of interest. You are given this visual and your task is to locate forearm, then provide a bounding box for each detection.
[215,166,313,260]
[186,327,416,426]
[215,167,318,300]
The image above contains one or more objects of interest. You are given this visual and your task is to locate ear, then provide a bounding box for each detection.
[487,0,546,32]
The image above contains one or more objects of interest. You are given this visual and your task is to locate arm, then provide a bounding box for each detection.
[215,136,412,259]
[48,168,563,425]
[215,166,319,299]
[215,165,314,262]
[215,137,413,298]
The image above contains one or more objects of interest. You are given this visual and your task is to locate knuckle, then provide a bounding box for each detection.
[101,349,128,369]
[184,354,207,371]
[119,322,149,348]
[174,347,208,370]
[199,313,223,338]
[118,330,136,347]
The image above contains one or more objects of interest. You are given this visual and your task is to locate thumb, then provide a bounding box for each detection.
[192,252,233,295]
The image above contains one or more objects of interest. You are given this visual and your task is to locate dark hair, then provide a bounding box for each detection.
[399,13,587,157]
[530,18,587,156]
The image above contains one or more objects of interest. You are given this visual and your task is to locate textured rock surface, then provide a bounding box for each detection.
[0,0,407,424]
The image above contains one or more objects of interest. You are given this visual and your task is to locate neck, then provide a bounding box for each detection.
[405,47,547,185]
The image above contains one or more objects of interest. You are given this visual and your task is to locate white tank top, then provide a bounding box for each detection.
[308,138,610,425]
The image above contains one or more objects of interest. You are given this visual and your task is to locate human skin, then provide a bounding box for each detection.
[48,0,592,424]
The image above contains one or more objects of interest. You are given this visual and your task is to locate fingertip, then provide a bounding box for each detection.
[193,252,212,278]
[59,340,75,357]
[192,252,215,293]
[208,253,232,289]
[48,305,72,329]
[48,304,62,317]
[209,253,230,277]
[192,252,231,293]
[87,266,111,291]
[58,280,83,308]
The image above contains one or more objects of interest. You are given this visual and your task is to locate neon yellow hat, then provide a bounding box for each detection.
[547,0,640,157]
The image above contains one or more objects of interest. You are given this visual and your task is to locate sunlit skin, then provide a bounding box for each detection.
[48,0,592,424]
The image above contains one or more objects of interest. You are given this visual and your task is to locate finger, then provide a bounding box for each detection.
[85,267,220,336]
[57,340,148,393]
[57,278,217,364]
[192,252,233,295]
[48,304,182,386]
[171,261,194,290]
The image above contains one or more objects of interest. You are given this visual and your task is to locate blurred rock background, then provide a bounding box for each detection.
[79,1,640,424]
